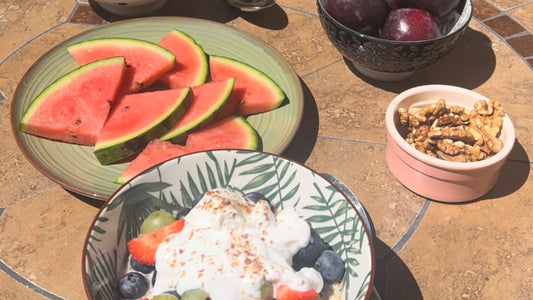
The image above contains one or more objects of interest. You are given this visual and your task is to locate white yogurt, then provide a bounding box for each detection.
[153,188,323,299]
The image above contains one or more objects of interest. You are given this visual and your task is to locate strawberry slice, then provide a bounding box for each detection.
[276,285,319,300]
[127,219,185,266]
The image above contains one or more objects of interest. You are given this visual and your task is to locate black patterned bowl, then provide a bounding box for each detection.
[317,0,472,81]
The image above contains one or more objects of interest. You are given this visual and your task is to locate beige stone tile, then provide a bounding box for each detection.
[486,0,532,10]
[508,3,533,33]
[0,186,100,299]
[231,7,342,76]
[277,0,320,13]
[0,23,92,101]
[301,60,396,143]
[0,0,75,62]
[0,102,56,207]
[0,23,93,207]
[0,270,48,300]
[285,136,427,255]
[393,160,533,299]
[0,118,55,207]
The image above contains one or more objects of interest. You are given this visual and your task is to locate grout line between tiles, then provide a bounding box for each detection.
[373,199,431,299]
[66,1,81,23]
[473,17,533,71]
[0,258,64,300]
[301,58,344,78]
[280,4,319,18]
[8,184,59,210]
[389,199,431,255]
[0,22,67,67]
[317,134,387,146]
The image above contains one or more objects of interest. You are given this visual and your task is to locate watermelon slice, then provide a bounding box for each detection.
[18,56,126,146]
[186,115,259,151]
[67,38,175,94]
[117,116,260,183]
[209,55,286,117]
[116,139,189,184]
[157,29,209,89]
[94,88,193,165]
[159,77,235,143]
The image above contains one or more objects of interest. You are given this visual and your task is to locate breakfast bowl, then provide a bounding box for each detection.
[82,149,375,300]
[91,0,167,17]
[385,85,516,203]
[316,0,472,81]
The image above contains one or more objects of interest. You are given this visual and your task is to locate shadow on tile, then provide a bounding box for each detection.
[68,190,106,209]
[237,5,289,30]
[480,140,530,200]
[89,0,237,23]
[282,78,319,164]
[373,238,424,300]
[88,0,289,30]
[344,27,497,93]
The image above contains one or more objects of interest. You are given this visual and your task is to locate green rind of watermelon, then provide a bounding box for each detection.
[186,115,260,151]
[18,56,126,146]
[94,87,193,165]
[159,77,235,143]
[117,115,260,184]
[116,139,189,184]
[209,55,286,117]
[67,38,175,94]
[157,29,209,89]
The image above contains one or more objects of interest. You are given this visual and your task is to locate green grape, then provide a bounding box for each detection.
[260,282,274,300]
[140,210,175,234]
[152,294,180,300]
[181,288,210,300]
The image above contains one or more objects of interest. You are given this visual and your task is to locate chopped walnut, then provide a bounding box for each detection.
[429,125,476,144]
[397,99,505,162]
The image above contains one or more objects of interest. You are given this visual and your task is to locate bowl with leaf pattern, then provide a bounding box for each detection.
[82,149,374,300]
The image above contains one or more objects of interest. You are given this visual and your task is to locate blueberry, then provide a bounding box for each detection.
[313,250,346,283]
[177,193,203,219]
[176,207,191,219]
[292,227,332,271]
[244,192,268,203]
[130,256,154,274]
[245,192,275,212]
[192,192,205,207]
[152,270,157,286]
[118,272,149,299]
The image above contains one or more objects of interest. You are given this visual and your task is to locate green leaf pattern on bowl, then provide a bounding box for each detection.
[85,150,373,300]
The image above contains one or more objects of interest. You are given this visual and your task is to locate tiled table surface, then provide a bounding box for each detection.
[1,0,532,299]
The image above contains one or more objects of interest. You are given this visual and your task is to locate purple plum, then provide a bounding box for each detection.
[408,0,462,17]
[380,8,441,41]
[325,0,389,35]
[384,0,408,10]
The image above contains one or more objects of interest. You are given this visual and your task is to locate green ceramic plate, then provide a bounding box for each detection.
[10,17,303,200]
[83,150,374,300]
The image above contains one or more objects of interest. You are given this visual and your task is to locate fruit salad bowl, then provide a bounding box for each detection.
[317,0,472,81]
[82,149,375,300]
[385,85,516,202]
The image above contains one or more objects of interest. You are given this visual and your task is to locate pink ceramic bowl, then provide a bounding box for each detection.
[385,85,516,203]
